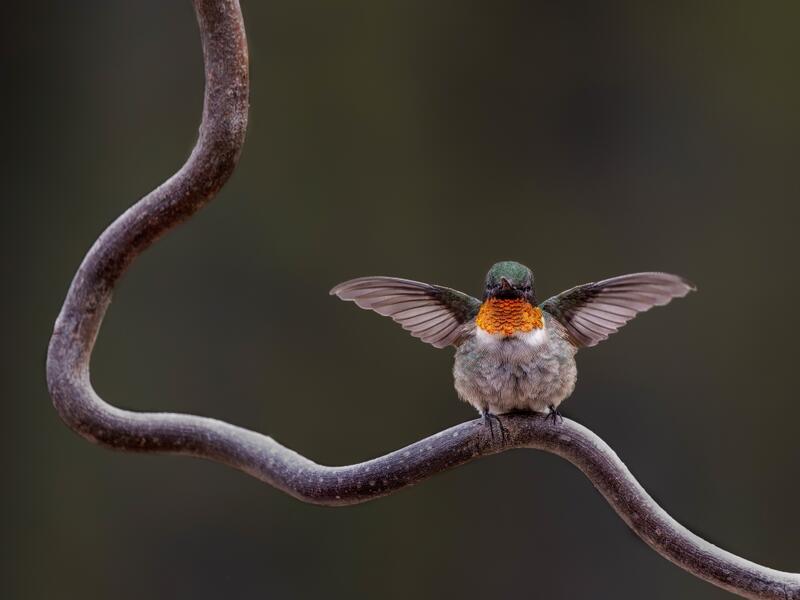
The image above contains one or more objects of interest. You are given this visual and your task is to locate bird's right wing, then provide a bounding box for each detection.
[330,276,481,349]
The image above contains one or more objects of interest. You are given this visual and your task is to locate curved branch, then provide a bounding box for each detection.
[46,2,798,599]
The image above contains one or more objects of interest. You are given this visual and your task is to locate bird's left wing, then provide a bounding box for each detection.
[540,272,695,348]
[330,276,481,349]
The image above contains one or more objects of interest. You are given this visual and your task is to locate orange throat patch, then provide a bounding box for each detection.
[475,298,544,336]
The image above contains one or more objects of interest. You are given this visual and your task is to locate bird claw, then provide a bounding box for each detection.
[482,411,509,443]
[547,404,563,425]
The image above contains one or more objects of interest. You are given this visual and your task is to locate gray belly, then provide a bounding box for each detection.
[453,330,577,414]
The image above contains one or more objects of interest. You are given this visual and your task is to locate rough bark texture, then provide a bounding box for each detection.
[46,1,798,598]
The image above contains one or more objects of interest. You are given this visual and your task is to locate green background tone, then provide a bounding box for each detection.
[3,1,799,598]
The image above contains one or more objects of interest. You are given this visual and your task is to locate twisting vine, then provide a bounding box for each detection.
[46,2,798,598]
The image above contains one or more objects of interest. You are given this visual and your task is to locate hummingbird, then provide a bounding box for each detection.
[330,261,694,437]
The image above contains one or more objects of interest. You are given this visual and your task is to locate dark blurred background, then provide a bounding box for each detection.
[3,1,799,598]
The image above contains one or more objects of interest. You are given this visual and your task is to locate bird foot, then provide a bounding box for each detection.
[547,404,563,425]
[481,411,509,443]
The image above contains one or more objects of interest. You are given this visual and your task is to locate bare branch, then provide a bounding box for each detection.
[46,2,798,598]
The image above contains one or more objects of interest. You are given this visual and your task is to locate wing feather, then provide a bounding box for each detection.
[540,272,695,348]
[402,311,452,327]
[330,276,481,349]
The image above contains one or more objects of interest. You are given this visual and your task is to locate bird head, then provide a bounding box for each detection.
[483,261,535,303]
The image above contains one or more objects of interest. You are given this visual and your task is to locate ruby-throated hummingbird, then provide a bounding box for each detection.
[331,261,694,435]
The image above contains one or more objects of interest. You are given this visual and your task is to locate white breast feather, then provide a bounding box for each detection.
[475,324,548,347]
[519,327,548,347]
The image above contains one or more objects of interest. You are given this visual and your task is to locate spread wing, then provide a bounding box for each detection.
[330,276,481,349]
[540,272,695,348]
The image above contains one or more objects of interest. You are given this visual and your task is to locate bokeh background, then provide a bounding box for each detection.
[3,1,799,598]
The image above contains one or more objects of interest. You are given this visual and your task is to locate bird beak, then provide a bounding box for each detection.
[499,277,512,290]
